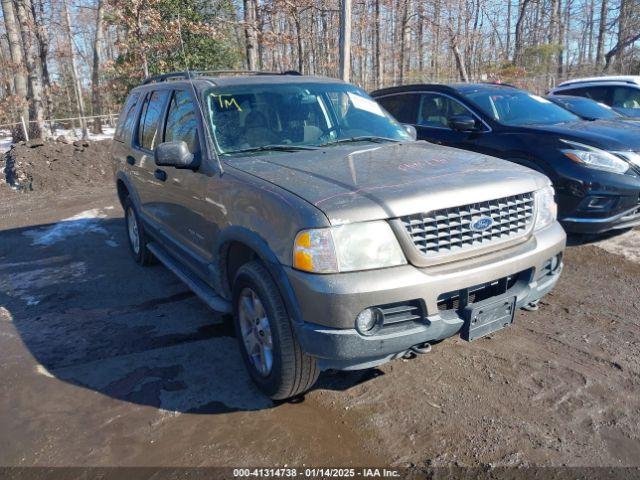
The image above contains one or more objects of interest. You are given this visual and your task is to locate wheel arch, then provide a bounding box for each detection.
[115,173,141,210]
[215,226,303,326]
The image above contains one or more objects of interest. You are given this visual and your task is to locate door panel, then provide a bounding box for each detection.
[414,93,487,150]
[153,90,213,265]
[131,90,171,224]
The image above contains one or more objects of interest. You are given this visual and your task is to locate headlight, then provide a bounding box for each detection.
[612,151,640,168]
[293,221,406,273]
[534,186,557,231]
[560,140,629,174]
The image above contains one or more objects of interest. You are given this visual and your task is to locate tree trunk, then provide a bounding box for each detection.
[595,0,607,67]
[374,0,382,88]
[513,0,531,66]
[339,0,351,81]
[451,35,469,82]
[506,0,511,57]
[557,0,564,77]
[14,0,46,139]
[243,0,259,70]
[32,0,52,126]
[92,0,105,134]
[63,0,88,139]
[1,0,29,138]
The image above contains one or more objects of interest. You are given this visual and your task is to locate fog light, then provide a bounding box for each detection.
[356,308,383,335]
[584,196,615,210]
[550,254,562,273]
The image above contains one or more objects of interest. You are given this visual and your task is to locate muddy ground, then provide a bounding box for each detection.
[1,143,640,470]
[1,139,113,194]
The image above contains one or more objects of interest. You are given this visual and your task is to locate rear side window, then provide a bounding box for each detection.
[376,94,419,124]
[561,86,612,104]
[612,87,640,109]
[114,92,140,142]
[164,90,199,153]
[137,90,169,150]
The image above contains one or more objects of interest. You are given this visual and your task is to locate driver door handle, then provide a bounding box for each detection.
[154,169,167,182]
[126,155,135,165]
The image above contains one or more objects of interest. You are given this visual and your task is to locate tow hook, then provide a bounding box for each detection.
[523,300,540,312]
[410,342,432,355]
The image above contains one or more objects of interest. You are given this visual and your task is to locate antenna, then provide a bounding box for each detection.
[177,13,224,175]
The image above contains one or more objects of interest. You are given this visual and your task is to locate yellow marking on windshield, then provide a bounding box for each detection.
[212,94,243,112]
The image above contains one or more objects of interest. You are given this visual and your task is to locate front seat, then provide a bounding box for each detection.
[244,111,279,147]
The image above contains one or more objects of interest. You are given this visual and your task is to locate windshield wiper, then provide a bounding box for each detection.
[319,136,399,147]
[221,144,319,156]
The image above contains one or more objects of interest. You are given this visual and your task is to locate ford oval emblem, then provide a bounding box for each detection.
[470,216,493,232]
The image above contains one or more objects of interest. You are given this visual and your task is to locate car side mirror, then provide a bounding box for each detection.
[154,141,195,169]
[403,124,417,140]
[448,115,478,132]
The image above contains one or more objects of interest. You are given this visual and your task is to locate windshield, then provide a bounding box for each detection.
[551,96,620,120]
[204,83,411,156]
[464,90,580,126]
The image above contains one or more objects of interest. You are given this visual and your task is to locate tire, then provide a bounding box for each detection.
[233,261,319,399]
[123,197,155,266]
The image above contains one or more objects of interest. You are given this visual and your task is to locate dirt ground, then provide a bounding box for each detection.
[1,139,113,193]
[1,142,640,470]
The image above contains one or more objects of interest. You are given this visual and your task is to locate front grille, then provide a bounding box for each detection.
[401,193,535,258]
[437,271,527,313]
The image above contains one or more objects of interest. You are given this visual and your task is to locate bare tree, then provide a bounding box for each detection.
[1,0,29,137]
[243,0,259,70]
[92,0,106,133]
[14,0,46,139]
[339,0,351,81]
[63,0,88,139]
[513,0,532,65]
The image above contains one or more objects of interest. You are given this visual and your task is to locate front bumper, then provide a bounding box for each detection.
[555,168,640,234]
[286,222,566,370]
[561,202,640,233]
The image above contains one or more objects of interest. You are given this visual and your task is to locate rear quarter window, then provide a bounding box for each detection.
[137,90,170,151]
[376,94,419,124]
[114,92,140,143]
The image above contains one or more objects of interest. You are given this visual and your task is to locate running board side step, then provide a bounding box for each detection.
[147,242,232,314]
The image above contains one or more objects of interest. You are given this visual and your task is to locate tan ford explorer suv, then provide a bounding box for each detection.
[112,71,566,399]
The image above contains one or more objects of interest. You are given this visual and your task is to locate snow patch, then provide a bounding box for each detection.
[0,126,114,154]
[23,209,109,246]
[595,229,640,264]
[0,261,87,307]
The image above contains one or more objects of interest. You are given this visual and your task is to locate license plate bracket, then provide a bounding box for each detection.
[461,294,516,341]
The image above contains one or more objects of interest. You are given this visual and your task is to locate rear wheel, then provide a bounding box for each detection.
[124,197,155,266]
[233,261,319,399]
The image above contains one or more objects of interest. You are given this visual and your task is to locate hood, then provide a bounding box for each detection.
[228,141,549,224]
[519,120,640,151]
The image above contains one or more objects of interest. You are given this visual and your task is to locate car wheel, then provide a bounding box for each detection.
[124,197,155,266]
[233,261,319,399]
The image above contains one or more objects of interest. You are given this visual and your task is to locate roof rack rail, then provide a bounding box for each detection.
[480,81,518,88]
[141,70,302,85]
[559,78,639,87]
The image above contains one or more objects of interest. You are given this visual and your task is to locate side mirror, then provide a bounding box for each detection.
[403,124,417,140]
[448,115,478,132]
[154,141,195,169]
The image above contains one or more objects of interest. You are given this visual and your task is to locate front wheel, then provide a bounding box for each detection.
[233,261,319,399]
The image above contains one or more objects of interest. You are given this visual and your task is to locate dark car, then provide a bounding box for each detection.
[372,83,640,234]
[546,94,640,125]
